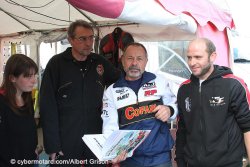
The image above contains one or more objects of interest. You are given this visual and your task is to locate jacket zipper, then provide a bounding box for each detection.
[198,84,203,165]
[80,68,86,79]
[80,61,89,132]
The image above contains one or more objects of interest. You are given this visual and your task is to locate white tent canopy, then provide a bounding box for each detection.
[0,0,197,41]
[0,0,115,36]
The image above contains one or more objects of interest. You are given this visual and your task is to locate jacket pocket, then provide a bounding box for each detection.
[57,82,72,107]
[96,80,104,89]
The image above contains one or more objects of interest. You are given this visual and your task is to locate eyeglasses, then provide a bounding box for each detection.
[74,35,95,43]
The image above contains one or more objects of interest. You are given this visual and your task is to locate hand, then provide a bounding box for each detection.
[109,150,127,166]
[153,105,171,122]
[35,145,43,157]
[50,151,64,161]
[248,159,250,167]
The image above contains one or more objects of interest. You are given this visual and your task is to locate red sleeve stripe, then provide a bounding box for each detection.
[176,80,191,131]
[180,79,191,87]
[0,89,5,95]
[222,74,250,110]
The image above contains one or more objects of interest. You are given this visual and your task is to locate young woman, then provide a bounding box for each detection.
[0,54,39,166]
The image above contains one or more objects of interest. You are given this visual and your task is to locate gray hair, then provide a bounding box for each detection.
[123,42,148,58]
[67,20,93,39]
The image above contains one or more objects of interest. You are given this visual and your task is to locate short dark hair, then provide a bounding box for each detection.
[203,38,216,56]
[123,42,148,58]
[67,20,94,39]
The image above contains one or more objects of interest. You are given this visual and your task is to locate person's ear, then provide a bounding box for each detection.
[68,37,73,45]
[210,52,217,62]
[9,75,16,83]
[121,55,125,66]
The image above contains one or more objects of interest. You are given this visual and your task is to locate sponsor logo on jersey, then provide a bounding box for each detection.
[144,89,157,96]
[118,100,162,127]
[115,88,128,95]
[125,104,157,120]
[117,93,129,101]
[142,82,156,90]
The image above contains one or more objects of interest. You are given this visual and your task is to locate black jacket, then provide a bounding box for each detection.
[39,48,120,157]
[175,65,250,167]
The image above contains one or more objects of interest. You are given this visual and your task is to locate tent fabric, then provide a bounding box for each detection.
[197,23,230,66]
[118,0,197,33]
[67,0,234,66]
[67,0,197,34]
[0,0,197,41]
[0,0,234,67]
[0,0,116,36]
[66,0,124,18]
[157,0,234,66]
[160,0,235,31]
[0,0,234,38]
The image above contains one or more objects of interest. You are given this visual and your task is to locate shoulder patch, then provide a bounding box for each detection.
[96,64,104,76]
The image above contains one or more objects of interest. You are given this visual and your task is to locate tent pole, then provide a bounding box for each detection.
[72,6,96,26]
[94,27,100,53]
[0,7,30,30]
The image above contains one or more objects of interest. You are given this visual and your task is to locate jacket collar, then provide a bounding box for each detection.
[62,47,98,62]
[113,71,156,88]
[190,65,232,84]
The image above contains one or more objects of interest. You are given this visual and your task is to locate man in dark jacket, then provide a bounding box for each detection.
[175,38,250,167]
[39,20,120,166]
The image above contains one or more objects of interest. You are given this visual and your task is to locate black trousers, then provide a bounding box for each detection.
[49,144,107,167]
[187,161,242,167]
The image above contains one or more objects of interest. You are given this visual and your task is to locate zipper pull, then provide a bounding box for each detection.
[80,68,85,78]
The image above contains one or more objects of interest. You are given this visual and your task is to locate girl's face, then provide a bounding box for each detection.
[10,70,37,94]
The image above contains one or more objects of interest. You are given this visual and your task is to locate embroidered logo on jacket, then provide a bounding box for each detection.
[209,96,225,106]
[144,89,157,96]
[96,64,104,76]
[115,88,128,95]
[142,82,156,90]
[185,97,191,112]
[118,100,163,127]
[117,93,129,101]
